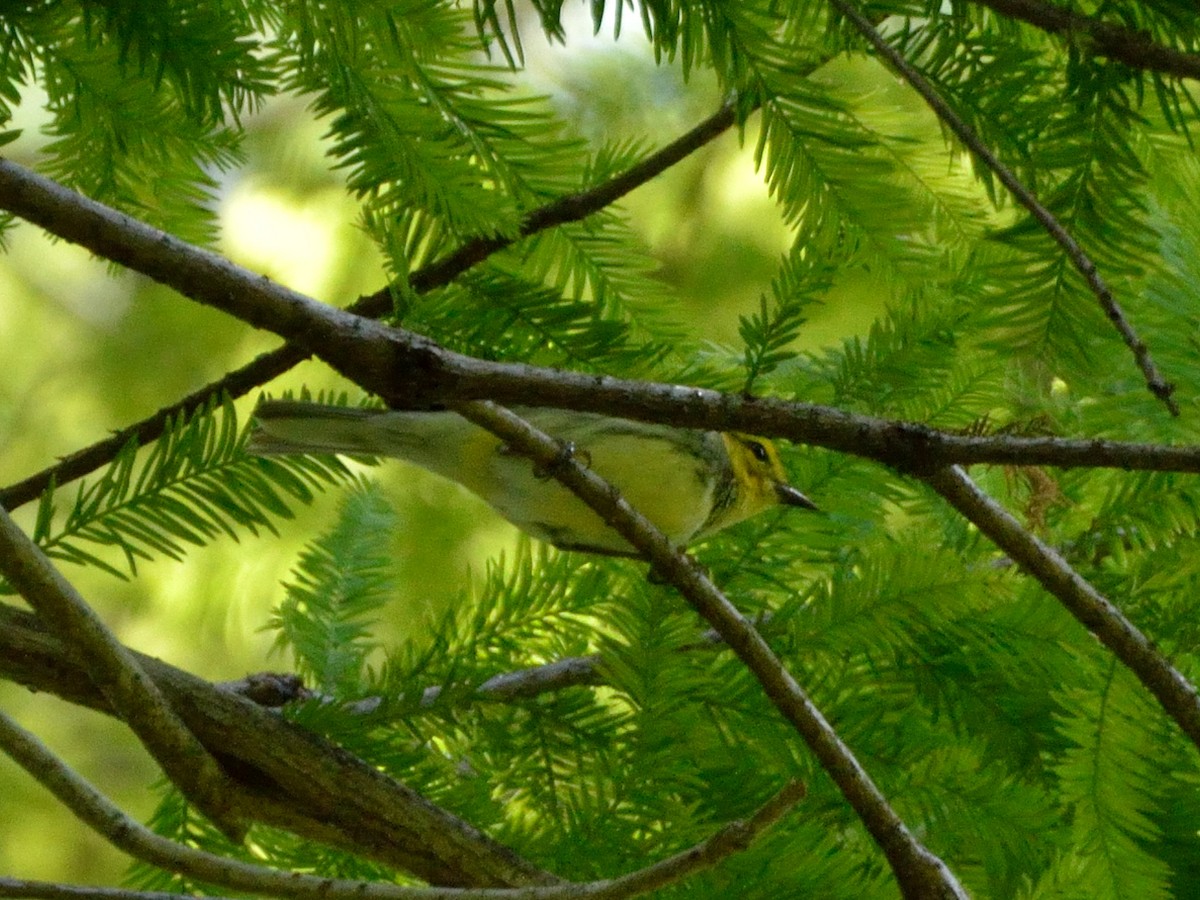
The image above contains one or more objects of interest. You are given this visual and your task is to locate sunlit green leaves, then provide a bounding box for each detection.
[270,482,396,693]
[24,396,353,581]
[1052,664,1174,900]
[270,0,584,273]
[2,1,267,242]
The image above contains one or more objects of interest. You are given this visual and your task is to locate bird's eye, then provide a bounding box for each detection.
[746,440,770,463]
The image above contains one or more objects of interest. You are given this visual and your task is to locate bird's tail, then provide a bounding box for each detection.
[247,400,402,456]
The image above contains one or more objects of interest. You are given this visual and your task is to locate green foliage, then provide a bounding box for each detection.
[1,0,270,242]
[11,396,353,584]
[5,0,1200,897]
[407,264,645,371]
[270,482,396,694]
[268,0,585,283]
[1052,663,1174,899]
[738,293,808,393]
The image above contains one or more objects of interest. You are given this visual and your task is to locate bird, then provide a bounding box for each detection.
[249,399,816,556]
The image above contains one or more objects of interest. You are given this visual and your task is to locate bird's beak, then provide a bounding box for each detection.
[775,482,819,511]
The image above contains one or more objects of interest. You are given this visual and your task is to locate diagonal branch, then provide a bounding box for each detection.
[0,99,741,512]
[0,507,247,841]
[923,465,1200,750]
[828,0,1178,415]
[967,0,1200,82]
[451,401,968,900]
[0,706,803,900]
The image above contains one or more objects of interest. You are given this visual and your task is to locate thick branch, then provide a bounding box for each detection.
[0,507,246,840]
[967,0,1200,82]
[0,709,389,900]
[0,100,740,512]
[828,0,1178,415]
[0,705,802,900]
[924,466,1200,750]
[452,401,967,900]
[0,603,554,888]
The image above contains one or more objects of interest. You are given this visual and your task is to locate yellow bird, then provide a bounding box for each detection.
[249,400,816,556]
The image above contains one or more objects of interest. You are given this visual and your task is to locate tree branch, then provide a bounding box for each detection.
[414,654,606,709]
[0,706,803,900]
[967,0,1200,82]
[0,99,741,512]
[923,465,1200,750]
[1,158,1195,888]
[1,158,1199,501]
[0,708,526,900]
[584,779,806,898]
[233,656,608,715]
[0,879,215,900]
[0,603,555,888]
[344,619,767,714]
[451,401,968,900]
[0,507,247,841]
[828,0,1178,415]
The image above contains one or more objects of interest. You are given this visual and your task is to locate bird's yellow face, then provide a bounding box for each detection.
[715,433,816,532]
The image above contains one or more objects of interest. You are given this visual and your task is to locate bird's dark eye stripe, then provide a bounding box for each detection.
[746,440,769,462]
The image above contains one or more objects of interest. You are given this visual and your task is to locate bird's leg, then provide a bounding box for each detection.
[526,440,591,480]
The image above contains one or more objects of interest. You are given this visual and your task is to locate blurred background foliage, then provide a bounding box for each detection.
[1,0,1199,896]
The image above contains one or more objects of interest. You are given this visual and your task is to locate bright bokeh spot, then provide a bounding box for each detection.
[220,183,344,295]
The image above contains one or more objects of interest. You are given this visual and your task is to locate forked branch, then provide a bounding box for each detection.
[0,707,803,900]
[0,507,246,841]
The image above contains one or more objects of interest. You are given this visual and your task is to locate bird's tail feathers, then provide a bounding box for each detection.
[248,400,403,456]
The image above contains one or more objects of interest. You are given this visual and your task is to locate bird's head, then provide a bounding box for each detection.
[720,433,817,527]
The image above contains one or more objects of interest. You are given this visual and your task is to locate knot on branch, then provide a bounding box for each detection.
[874,422,945,476]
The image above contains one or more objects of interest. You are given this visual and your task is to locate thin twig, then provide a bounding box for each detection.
[968,0,1200,82]
[0,709,803,900]
[398,98,741,306]
[417,655,605,710]
[0,507,247,841]
[0,877,224,900]
[924,465,1200,750]
[451,401,968,900]
[0,100,741,512]
[348,619,765,714]
[337,656,606,715]
[828,0,1178,415]
[0,347,303,510]
[588,779,806,898]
